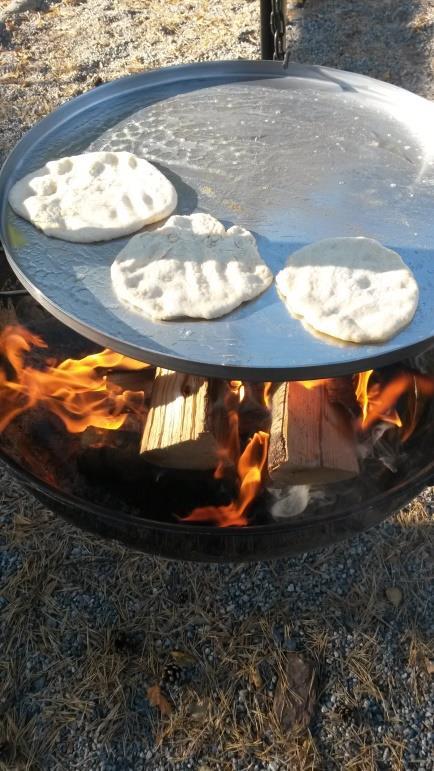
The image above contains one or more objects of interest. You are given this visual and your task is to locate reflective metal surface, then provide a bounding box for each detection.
[1,61,433,379]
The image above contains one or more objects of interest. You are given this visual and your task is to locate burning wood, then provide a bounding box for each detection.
[0,325,147,434]
[184,430,269,526]
[140,368,229,470]
[355,368,434,436]
[238,382,272,438]
[1,320,434,529]
[268,381,359,486]
[325,376,358,411]
[105,366,155,397]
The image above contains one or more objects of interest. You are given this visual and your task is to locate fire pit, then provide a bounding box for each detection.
[0,60,433,561]
[0,290,433,561]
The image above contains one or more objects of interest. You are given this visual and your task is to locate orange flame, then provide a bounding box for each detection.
[230,379,245,403]
[212,379,243,480]
[184,431,269,527]
[0,325,147,434]
[298,378,331,390]
[185,379,269,526]
[263,382,272,408]
[2,322,433,527]
[355,369,434,439]
[355,370,374,424]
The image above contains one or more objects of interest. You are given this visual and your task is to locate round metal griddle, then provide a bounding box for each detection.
[1,61,433,380]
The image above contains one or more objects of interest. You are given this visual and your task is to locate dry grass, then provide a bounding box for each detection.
[0,474,433,767]
[0,0,259,163]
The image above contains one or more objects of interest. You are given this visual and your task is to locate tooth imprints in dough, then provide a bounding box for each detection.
[8,151,177,242]
[111,212,273,320]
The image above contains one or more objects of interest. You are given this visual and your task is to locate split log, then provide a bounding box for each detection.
[105,366,156,400]
[326,376,358,412]
[238,383,272,438]
[80,368,154,454]
[268,381,359,486]
[140,368,228,470]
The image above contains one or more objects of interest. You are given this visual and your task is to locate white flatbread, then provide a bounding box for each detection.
[8,151,177,242]
[276,237,419,343]
[111,213,273,320]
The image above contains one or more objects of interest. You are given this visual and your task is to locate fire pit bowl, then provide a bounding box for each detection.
[1,439,433,563]
[1,61,434,562]
[0,295,433,562]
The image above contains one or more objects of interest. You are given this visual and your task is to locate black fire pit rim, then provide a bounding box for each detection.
[1,447,433,539]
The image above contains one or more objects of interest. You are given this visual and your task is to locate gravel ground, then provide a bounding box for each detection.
[1,1,434,770]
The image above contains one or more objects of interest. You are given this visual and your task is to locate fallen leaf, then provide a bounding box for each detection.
[250,666,263,689]
[187,698,210,721]
[273,654,316,735]
[147,684,172,716]
[170,650,196,667]
[425,658,434,675]
[385,587,403,607]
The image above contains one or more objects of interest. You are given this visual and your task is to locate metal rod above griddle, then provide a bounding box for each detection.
[260,0,274,60]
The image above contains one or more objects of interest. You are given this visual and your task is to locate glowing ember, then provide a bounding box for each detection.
[184,431,269,527]
[355,368,434,439]
[0,325,147,434]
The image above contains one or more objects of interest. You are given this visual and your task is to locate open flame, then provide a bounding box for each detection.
[184,430,269,527]
[230,379,245,403]
[355,368,434,439]
[355,370,374,424]
[263,382,272,408]
[298,378,331,390]
[184,380,269,525]
[0,325,147,434]
[1,323,433,528]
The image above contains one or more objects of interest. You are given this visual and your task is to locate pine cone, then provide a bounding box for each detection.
[161,663,184,688]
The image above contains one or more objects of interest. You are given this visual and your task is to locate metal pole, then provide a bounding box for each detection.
[260,0,274,60]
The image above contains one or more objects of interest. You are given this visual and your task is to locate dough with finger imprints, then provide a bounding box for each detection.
[111,212,273,320]
[8,151,177,242]
[276,237,419,343]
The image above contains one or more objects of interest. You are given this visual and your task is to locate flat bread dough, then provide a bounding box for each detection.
[276,237,419,343]
[8,151,177,242]
[111,213,273,320]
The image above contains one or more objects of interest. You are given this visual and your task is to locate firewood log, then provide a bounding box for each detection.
[326,376,358,412]
[105,366,155,400]
[238,383,272,437]
[140,368,229,470]
[268,381,359,486]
